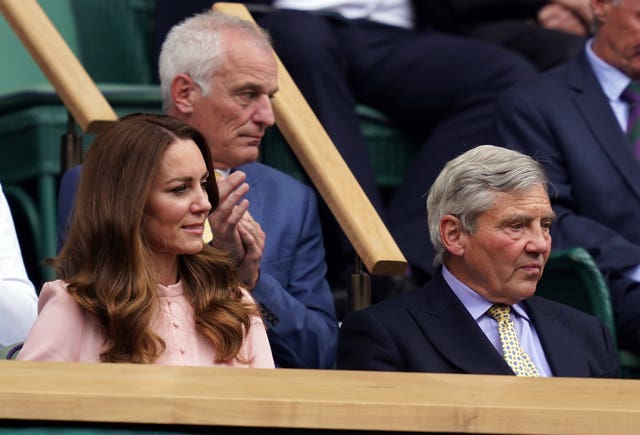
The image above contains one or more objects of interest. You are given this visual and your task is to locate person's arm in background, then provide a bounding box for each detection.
[0,183,37,345]
[448,0,592,35]
[538,0,593,35]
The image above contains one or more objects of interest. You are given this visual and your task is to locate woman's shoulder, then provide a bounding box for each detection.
[238,287,264,325]
[239,287,258,307]
[38,280,77,311]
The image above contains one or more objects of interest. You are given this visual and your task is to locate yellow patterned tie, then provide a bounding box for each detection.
[486,304,540,377]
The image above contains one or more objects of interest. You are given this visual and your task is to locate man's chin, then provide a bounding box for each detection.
[238,150,260,166]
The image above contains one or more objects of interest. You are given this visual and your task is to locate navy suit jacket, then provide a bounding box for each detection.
[496,52,640,333]
[337,271,619,377]
[57,162,338,369]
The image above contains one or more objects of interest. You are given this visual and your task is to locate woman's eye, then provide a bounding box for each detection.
[171,185,187,194]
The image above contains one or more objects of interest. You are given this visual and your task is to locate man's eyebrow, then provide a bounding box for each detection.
[499,214,531,225]
[541,212,557,223]
[498,212,556,226]
[235,82,279,95]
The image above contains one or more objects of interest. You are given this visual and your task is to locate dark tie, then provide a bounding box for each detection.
[486,304,541,377]
[620,82,640,158]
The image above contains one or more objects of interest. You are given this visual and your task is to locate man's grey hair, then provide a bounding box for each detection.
[427,144,549,266]
[158,10,272,112]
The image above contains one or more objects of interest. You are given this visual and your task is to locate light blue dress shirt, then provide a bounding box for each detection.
[585,38,632,131]
[442,266,553,377]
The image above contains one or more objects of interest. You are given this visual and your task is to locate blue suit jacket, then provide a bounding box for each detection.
[337,271,619,377]
[57,162,338,369]
[496,52,640,351]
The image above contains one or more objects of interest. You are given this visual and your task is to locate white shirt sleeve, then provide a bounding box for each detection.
[0,183,37,345]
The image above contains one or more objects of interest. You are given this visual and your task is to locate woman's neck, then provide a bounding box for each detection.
[153,253,179,286]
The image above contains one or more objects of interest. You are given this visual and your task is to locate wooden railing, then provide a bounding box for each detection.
[1,360,640,433]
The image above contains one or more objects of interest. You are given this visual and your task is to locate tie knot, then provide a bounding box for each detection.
[621,82,640,104]
[487,304,511,322]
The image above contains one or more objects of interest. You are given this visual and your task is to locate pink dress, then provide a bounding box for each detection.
[17,280,274,368]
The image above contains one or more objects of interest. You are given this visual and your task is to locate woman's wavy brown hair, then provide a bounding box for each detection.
[51,113,256,364]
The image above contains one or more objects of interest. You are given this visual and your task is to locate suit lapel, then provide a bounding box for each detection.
[524,297,589,377]
[407,273,513,375]
[570,54,640,201]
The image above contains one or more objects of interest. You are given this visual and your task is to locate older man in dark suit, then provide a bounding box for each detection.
[338,145,619,377]
[496,0,640,354]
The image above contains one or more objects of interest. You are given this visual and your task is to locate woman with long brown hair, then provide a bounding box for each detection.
[18,113,273,367]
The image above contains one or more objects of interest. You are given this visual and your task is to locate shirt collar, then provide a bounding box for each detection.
[586,38,632,101]
[441,265,530,321]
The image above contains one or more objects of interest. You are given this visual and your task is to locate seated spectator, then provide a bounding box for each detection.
[153,0,538,298]
[496,0,640,354]
[337,145,619,378]
[0,183,37,345]
[19,113,274,367]
[57,10,337,368]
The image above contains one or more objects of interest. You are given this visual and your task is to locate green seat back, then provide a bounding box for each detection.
[536,247,640,378]
[0,0,79,95]
[537,247,617,341]
[69,0,156,85]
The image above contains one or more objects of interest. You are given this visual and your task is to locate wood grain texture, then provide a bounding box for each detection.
[212,2,408,276]
[1,361,640,434]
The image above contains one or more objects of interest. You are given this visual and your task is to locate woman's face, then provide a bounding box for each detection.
[144,138,211,259]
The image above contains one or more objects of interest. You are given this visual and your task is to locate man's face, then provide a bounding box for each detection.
[455,185,555,305]
[190,32,278,169]
[592,0,640,80]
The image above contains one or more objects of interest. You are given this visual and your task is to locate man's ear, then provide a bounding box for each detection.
[591,0,611,25]
[440,215,465,257]
[171,73,198,115]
